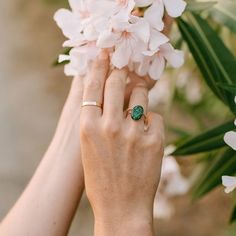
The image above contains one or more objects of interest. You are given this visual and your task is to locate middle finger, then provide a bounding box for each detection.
[103,68,128,120]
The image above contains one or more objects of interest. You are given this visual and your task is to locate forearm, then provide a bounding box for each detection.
[0,79,84,236]
[0,131,84,236]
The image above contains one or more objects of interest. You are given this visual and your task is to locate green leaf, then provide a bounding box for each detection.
[230,206,236,224]
[217,83,236,94]
[186,1,217,12]
[210,0,236,33]
[177,14,236,115]
[192,148,236,200]
[173,120,235,156]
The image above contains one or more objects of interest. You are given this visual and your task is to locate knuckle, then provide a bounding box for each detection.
[85,77,103,91]
[133,86,148,98]
[124,126,138,144]
[102,120,121,137]
[108,69,127,85]
[146,136,164,153]
[93,59,106,72]
[80,118,95,137]
[106,76,124,90]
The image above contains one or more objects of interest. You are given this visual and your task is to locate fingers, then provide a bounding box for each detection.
[82,51,109,117]
[127,83,149,116]
[103,68,128,120]
[125,84,149,132]
[67,75,85,104]
[147,113,165,144]
[124,72,155,109]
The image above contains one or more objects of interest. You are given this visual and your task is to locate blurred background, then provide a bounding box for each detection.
[0,0,235,235]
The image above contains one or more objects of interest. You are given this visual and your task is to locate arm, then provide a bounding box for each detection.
[0,76,85,236]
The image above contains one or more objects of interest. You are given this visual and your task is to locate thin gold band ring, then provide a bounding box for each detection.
[81,101,102,108]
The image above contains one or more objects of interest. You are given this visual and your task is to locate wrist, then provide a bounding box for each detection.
[94,211,154,236]
[95,218,154,236]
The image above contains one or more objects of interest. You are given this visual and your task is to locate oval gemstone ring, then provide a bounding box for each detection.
[127,105,146,121]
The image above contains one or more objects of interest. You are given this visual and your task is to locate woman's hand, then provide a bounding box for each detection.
[80,52,165,236]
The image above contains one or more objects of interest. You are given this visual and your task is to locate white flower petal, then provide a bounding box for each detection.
[69,0,83,12]
[222,176,236,194]
[54,9,82,39]
[149,55,165,80]
[112,41,132,69]
[58,54,70,63]
[63,37,85,47]
[83,24,99,41]
[88,0,116,16]
[64,63,78,76]
[165,173,189,195]
[160,43,184,68]
[224,131,236,150]
[143,50,156,57]
[136,57,151,76]
[163,0,187,17]
[154,194,174,219]
[97,30,117,48]
[129,18,150,43]
[135,0,153,7]
[149,29,169,51]
[113,0,136,22]
[144,1,164,31]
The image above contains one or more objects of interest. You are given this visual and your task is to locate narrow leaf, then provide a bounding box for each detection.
[173,120,235,156]
[217,83,236,94]
[192,148,236,200]
[230,206,236,224]
[177,14,236,114]
[186,1,217,13]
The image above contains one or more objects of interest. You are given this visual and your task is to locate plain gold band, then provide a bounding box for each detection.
[81,101,102,108]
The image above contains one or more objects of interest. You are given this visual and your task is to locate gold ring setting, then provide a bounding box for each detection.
[81,101,102,108]
[126,106,149,131]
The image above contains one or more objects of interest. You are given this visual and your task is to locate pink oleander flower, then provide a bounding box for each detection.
[54,0,186,80]
[54,0,90,41]
[97,16,150,68]
[54,0,109,45]
[88,0,136,22]
[135,0,187,30]
[137,39,184,80]
[59,41,99,76]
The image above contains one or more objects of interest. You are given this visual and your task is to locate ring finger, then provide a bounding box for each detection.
[126,84,149,130]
